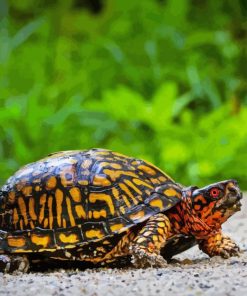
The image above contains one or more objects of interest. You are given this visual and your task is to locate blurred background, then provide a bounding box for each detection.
[0,0,246,188]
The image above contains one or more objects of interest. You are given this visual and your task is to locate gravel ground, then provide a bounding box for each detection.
[0,195,246,296]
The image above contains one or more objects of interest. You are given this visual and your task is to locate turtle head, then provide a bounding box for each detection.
[183,180,242,227]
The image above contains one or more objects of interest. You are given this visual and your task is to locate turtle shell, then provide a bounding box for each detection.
[0,148,180,253]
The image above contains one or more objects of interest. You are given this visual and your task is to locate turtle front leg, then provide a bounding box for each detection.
[0,254,29,273]
[130,213,171,268]
[199,232,240,259]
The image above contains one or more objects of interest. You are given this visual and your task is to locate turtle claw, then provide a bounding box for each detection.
[217,237,240,259]
[218,245,240,259]
[14,255,30,272]
[200,234,241,260]
[209,239,240,259]
[0,255,29,273]
[131,249,167,268]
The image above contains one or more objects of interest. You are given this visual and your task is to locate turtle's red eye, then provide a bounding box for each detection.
[210,188,220,198]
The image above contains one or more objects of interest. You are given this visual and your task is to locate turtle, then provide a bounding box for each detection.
[0,148,242,272]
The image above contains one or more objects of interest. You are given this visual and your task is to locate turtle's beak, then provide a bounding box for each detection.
[225,182,242,211]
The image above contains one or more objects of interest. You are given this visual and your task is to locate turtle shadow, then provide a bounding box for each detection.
[29,256,206,272]
[29,249,247,272]
[29,256,132,272]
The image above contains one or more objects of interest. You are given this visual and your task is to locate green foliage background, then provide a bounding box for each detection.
[0,0,246,188]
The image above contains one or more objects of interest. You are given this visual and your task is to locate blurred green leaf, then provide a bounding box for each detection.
[0,0,246,190]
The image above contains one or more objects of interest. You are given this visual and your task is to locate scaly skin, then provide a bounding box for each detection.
[131,213,170,268]
[128,180,242,266]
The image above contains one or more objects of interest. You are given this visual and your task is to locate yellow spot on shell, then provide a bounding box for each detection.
[55,189,63,227]
[158,176,167,182]
[93,210,107,219]
[46,176,57,189]
[12,249,32,253]
[124,180,142,194]
[29,197,37,220]
[149,199,163,210]
[111,163,122,169]
[164,188,181,198]
[100,162,122,169]
[39,194,46,224]
[103,169,139,182]
[18,197,28,226]
[151,178,160,185]
[100,162,112,167]
[92,175,111,187]
[103,240,110,245]
[129,210,145,221]
[96,151,110,155]
[8,191,15,203]
[110,223,124,232]
[69,187,82,202]
[75,205,86,219]
[89,193,115,216]
[59,233,79,244]
[66,197,76,227]
[119,183,138,205]
[8,236,26,248]
[138,165,156,176]
[19,219,24,230]
[48,196,53,229]
[112,187,120,200]
[122,195,131,208]
[85,229,104,239]
[13,208,19,226]
[132,178,153,189]
[22,186,32,196]
[78,180,89,186]
[30,221,35,229]
[31,234,50,248]
[96,246,107,253]
[44,218,48,228]
[60,166,75,187]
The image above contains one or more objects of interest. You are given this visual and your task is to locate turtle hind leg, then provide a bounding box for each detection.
[130,213,171,268]
[160,235,197,261]
[0,254,29,273]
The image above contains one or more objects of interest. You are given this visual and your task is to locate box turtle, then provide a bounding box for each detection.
[0,149,242,272]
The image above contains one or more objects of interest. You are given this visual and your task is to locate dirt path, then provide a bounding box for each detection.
[0,195,246,296]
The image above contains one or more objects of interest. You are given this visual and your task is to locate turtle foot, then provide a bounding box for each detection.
[0,255,29,273]
[131,248,167,268]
